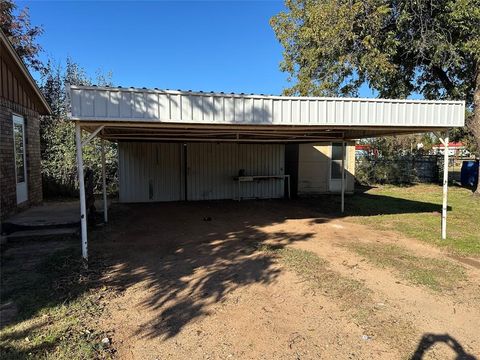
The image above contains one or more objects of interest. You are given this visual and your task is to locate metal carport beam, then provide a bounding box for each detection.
[75,123,109,262]
[341,140,346,213]
[435,130,450,240]
[81,125,104,147]
[75,122,88,261]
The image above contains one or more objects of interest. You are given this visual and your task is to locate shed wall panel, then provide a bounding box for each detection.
[186,143,285,200]
[297,142,355,195]
[119,142,285,202]
[119,142,182,202]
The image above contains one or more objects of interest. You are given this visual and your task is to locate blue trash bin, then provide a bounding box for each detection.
[461,160,479,187]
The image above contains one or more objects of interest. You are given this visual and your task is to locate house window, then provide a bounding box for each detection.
[331,142,346,180]
[13,114,28,203]
[13,121,25,184]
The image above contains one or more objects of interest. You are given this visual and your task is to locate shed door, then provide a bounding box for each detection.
[13,114,28,204]
[186,143,285,201]
[118,142,183,202]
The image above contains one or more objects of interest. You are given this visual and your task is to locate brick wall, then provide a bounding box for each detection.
[0,98,42,221]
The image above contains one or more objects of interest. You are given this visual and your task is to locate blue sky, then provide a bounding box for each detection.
[20,0,375,97]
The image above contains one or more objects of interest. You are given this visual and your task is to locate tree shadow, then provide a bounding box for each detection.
[1,192,451,346]
[294,192,449,219]
[97,200,320,339]
[91,193,447,340]
[410,333,477,360]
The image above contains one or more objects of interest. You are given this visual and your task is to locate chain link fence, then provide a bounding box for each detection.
[355,155,477,185]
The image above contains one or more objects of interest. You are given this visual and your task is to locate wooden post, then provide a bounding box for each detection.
[101,138,108,223]
[442,130,449,240]
[75,122,88,260]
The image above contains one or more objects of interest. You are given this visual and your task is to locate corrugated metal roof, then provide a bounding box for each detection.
[68,85,465,128]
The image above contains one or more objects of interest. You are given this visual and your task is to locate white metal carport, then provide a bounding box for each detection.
[67,85,465,261]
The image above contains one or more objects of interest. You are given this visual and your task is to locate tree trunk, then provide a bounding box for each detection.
[473,62,480,195]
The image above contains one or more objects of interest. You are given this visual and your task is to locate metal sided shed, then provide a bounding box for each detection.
[67,85,465,260]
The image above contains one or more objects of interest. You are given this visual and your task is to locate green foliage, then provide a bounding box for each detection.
[0,0,44,72]
[271,0,480,166]
[2,2,117,198]
[271,0,479,101]
[40,59,117,198]
[355,134,438,185]
[355,157,419,185]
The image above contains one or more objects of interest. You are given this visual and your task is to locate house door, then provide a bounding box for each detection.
[329,142,346,193]
[13,114,28,204]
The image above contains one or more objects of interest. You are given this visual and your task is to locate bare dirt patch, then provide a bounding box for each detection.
[344,242,466,291]
[93,200,479,359]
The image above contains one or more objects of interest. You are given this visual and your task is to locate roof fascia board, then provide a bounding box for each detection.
[0,29,52,115]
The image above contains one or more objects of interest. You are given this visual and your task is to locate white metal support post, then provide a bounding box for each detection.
[341,140,345,213]
[441,130,449,240]
[101,138,108,223]
[75,122,88,260]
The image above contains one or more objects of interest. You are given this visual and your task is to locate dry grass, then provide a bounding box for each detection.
[260,245,417,352]
[346,242,466,292]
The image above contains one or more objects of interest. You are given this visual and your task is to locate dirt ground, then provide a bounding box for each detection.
[93,200,480,360]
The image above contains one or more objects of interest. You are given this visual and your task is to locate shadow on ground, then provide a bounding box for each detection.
[411,333,477,360]
[91,193,445,340]
[1,193,447,344]
[97,200,319,339]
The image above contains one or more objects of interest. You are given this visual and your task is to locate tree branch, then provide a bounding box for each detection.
[431,65,455,95]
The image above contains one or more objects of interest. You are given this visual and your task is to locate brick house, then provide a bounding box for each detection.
[0,29,51,222]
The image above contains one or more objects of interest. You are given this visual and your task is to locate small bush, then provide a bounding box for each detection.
[356,157,419,185]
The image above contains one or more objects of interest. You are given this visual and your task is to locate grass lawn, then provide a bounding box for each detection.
[345,184,480,256]
[0,244,114,359]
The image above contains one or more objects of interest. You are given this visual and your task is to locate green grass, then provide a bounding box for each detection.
[346,243,466,292]
[346,184,480,256]
[0,246,113,359]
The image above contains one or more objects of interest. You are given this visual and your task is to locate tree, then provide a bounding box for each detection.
[0,0,44,72]
[1,1,117,197]
[271,0,480,192]
[40,58,117,197]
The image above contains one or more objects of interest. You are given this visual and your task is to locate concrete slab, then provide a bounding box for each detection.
[4,200,110,228]
[6,228,79,241]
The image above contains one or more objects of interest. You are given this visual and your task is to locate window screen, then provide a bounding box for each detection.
[331,142,346,180]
